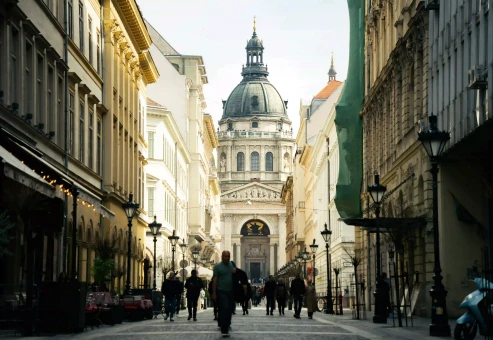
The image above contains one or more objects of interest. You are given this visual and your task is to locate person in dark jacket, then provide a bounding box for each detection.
[263,275,277,315]
[242,282,253,315]
[208,280,218,321]
[185,269,204,321]
[161,271,183,322]
[276,279,288,315]
[290,273,306,318]
[175,275,184,315]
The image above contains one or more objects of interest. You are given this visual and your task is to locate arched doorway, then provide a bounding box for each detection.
[240,219,271,283]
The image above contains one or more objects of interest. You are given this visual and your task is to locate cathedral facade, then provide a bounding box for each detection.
[217,23,294,281]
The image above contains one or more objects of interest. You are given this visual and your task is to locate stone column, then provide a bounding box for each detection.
[228,144,233,180]
[269,241,275,275]
[236,238,242,267]
[246,145,250,171]
[278,214,286,267]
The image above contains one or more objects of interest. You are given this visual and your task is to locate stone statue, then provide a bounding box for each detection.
[220,157,226,172]
[252,188,258,198]
[283,155,289,171]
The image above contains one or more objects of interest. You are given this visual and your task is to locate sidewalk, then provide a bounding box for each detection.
[313,308,454,340]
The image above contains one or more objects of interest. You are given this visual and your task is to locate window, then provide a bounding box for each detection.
[250,152,259,171]
[96,119,102,174]
[265,152,273,171]
[57,76,64,144]
[37,55,44,122]
[147,187,155,217]
[88,17,93,65]
[227,122,233,131]
[148,132,155,158]
[88,110,94,169]
[79,101,84,163]
[68,0,73,39]
[25,41,33,114]
[69,92,74,155]
[252,121,258,128]
[11,27,19,105]
[78,1,84,52]
[96,30,101,74]
[48,66,54,131]
[237,152,245,171]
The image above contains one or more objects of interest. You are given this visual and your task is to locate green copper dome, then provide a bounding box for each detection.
[220,28,288,120]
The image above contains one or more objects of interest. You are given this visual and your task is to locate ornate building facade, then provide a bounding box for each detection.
[218,23,294,281]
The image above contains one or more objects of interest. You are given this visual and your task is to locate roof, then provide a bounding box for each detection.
[313,80,343,99]
[146,97,165,107]
[144,19,179,55]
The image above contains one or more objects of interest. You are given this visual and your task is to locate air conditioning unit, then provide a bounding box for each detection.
[468,65,488,89]
[424,0,439,10]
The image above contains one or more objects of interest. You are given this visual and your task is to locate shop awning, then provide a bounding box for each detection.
[0,144,55,198]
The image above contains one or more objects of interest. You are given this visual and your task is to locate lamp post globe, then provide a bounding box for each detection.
[418,115,451,336]
[149,216,162,290]
[309,239,318,286]
[192,248,200,270]
[122,193,139,295]
[168,230,179,272]
[321,223,334,314]
[179,239,188,310]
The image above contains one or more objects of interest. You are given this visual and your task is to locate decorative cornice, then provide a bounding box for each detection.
[139,51,159,84]
[114,0,152,51]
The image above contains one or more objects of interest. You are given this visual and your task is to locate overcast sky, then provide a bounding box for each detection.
[138,0,350,135]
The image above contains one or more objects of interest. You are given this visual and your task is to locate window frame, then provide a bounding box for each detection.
[78,1,84,52]
[237,152,245,171]
[25,40,33,115]
[148,131,155,159]
[265,152,273,171]
[96,29,101,74]
[88,110,94,169]
[69,92,75,155]
[79,100,85,163]
[68,0,73,39]
[10,25,20,105]
[88,16,93,65]
[96,118,102,174]
[36,54,44,124]
[250,151,260,171]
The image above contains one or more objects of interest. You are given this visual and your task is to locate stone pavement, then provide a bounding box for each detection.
[5,305,455,339]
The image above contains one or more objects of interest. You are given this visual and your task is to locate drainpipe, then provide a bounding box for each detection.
[62,0,69,274]
[99,1,106,238]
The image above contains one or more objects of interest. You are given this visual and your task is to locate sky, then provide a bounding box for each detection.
[138,0,350,136]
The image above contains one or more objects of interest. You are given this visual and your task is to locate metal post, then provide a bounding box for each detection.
[325,243,334,314]
[171,246,175,271]
[153,236,157,290]
[312,254,316,285]
[181,253,186,310]
[429,161,450,336]
[125,218,133,295]
[373,204,386,323]
[70,187,79,280]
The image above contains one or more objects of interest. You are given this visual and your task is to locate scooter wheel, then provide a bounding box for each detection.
[454,323,477,340]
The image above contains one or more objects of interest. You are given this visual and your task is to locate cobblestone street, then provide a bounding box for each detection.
[16,305,453,340]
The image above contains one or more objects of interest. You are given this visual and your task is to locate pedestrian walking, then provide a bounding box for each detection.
[276,279,287,315]
[290,273,305,319]
[161,271,183,322]
[200,288,206,309]
[208,280,218,321]
[305,280,317,319]
[185,269,203,321]
[212,250,235,337]
[175,274,183,315]
[263,275,277,315]
[231,261,248,316]
[242,282,252,315]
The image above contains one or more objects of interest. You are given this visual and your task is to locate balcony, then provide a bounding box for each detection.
[217,130,293,139]
[189,224,207,243]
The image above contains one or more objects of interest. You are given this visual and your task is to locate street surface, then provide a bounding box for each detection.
[19,305,453,339]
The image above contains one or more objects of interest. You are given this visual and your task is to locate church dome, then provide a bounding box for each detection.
[220,24,288,121]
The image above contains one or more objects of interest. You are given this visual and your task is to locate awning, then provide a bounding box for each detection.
[0,128,114,221]
[0,144,55,198]
[339,217,427,232]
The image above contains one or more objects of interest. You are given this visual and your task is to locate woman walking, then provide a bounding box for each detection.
[276,279,288,315]
[305,280,317,319]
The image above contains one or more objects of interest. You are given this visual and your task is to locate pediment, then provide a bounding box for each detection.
[221,182,281,201]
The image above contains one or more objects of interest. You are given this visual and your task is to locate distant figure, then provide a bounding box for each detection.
[276,279,288,315]
[290,273,306,319]
[161,271,183,322]
[185,269,204,321]
[304,280,317,319]
[212,251,235,337]
[200,288,206,309]
[263,275,277,316]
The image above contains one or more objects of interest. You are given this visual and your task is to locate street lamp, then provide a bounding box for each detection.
[321,223,334,314]
[149,216,162,290]
[309,239,318,285]
[180,239,188,311]
[302,247,310,279]
[122,193,139,295]
[368,171,387,323]
[192,248,200,270]
[168,230,179,272]
[418,114,451,337]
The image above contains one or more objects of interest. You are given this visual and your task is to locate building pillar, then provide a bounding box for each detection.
[269,242,275,276]
[246,145,250,171]
[236,239,242,268]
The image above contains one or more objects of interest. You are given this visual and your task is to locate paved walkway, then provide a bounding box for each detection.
[2,305,456,339]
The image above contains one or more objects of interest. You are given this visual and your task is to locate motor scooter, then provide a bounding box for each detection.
[455,277,493,340]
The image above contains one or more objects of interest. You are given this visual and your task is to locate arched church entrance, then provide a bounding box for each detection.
[240,219,270,284]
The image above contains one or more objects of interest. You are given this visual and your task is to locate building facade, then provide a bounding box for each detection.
[218,24,293,281]
[427,0,492,317]
[101,0,158,293]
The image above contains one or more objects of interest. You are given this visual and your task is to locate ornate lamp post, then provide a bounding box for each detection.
[296,252,303,274]
[368,172,387,323]
[309,239,318,285]
[179,239,188,311]
[168,230,179,272]
[333,267,341,315]
[149,216,162,290]
[192,248,200,270]
[418,115,451,336]
[122,193,139,295]
[321,223,334,314]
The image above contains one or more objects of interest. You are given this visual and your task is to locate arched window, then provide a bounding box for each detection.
[265,152,273,171]
[251,152,259,171]
[237,152,245,171]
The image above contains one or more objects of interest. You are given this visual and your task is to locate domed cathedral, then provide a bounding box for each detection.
[217,19,294,282]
